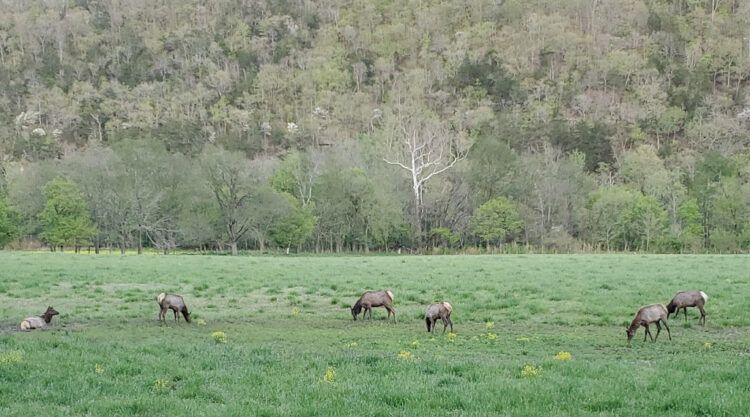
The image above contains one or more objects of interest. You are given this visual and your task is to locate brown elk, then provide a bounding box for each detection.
[156,293,191,323]
[351,290,396,322]
[425,302,453,333]
[19,306,59,331]
[626,304,671,346]
[666,291,708,326]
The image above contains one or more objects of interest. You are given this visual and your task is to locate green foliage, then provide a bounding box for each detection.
[677,198,704,251]
[38,178,97,248]
[586,186,641,251]
[551,121,614,173]
[452,56,521,106]
[467,133,518,203]
[0,194,20,247]
[622,195,668,251]
[269,194,316,251]
[471,197,523,247]
[430,227,459,248]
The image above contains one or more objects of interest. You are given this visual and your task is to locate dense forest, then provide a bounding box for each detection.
[0,0,749,254]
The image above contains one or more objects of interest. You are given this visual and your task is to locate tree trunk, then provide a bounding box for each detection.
[231,241,238,256]
[413,184,423,244]
[137,229,143,254]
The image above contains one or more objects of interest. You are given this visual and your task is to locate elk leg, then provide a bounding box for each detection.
[448,317,453,333]
[441,317,448,334]
[173,309,178,322]
[698,305,706,326]
[683,307,688,322]
[644,324,653,341]
[661,319,671,340]
[386,305,397,323]
[654,322,662,341]
[160,307,167,322]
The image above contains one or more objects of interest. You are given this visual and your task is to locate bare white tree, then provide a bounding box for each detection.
[383,112,469,240]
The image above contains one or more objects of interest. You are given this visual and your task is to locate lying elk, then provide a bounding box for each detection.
[667,291,708,326]
[156,293,191,323]
[425,302,453,333]
[20,306,59,331]
[626,304,670,346]
[351,290,396,322]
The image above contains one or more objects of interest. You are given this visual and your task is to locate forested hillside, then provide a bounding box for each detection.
[1,0,749,253]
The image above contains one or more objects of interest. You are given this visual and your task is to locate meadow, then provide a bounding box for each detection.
[0,253,748,417]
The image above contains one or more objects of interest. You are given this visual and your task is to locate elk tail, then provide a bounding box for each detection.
[386,290,394,302]
[699,291,708,302]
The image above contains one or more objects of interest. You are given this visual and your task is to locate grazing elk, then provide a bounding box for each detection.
[351,290,396,322]
[425,302,453,333]
[667,291,708,326]
[626,304,671,346]
[19,306,59,331]
[156,293,191,323]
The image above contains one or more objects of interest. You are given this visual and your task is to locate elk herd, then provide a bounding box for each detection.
[17,287,709,346]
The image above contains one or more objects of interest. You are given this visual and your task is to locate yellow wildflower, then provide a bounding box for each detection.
[152,378,171,393]
[446,332,457,343]
[211,331,227,344]
[486,332,497,341]
[411,340,420,349]
[0,351,23,365]
[95,364,105,375]
[291,307,300,317]
[397,350,413,360]
[703,342,713,351]
[555,351,572,361]
[486,321,495,330]
[520,364,542,378]
[323,367,336,383]
[196,319,207,326]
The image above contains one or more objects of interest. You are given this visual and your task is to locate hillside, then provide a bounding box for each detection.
[1,0,749,252]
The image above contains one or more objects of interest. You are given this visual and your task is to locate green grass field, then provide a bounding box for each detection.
[0,253,748,416]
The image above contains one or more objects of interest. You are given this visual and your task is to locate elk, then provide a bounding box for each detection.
[425,302,453,333]
[626,304,670,346]
[351,290,396,322]
[666,291,708,326]
[19,306,59,331]
[156,293,191,323]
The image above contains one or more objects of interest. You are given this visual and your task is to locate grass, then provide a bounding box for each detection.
[0,253,749,416]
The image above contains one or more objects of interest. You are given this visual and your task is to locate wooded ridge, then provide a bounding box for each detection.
[0,0,749,253]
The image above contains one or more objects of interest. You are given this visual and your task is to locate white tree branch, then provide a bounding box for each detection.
[383,158,411,171]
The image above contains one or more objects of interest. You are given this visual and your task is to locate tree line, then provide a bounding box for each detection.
[0,0,749,253]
